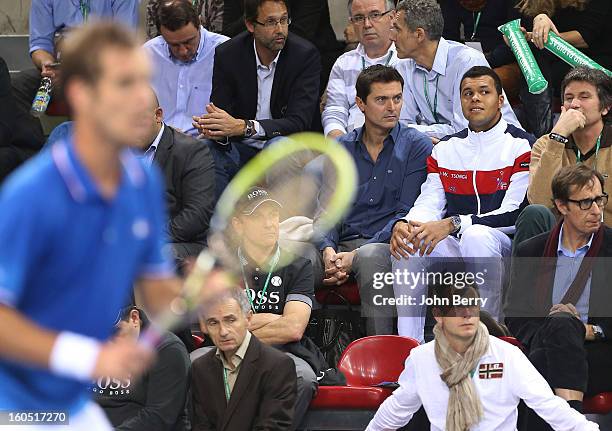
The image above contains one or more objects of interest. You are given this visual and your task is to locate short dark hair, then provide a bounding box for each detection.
[61,21,138,88]
[356,64,404,101]
[560,66,612,123]
[116,306,150,328]
[396,0,443,41]
[156,0,200,32]
[460,66,503,96]
[552,164,605,204]
[244,0,290,24]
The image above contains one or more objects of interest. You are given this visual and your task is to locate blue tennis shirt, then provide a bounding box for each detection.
[0,138,174,413]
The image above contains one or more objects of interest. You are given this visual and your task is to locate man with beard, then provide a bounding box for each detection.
[193,0,321,198]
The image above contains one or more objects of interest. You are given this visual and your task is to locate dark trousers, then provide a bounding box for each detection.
[10,68,47,151]
[522,313,612,430]
[205,139,259,200]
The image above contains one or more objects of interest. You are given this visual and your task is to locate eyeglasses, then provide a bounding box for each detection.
[254,16,291,28]
[350,9,393,25]
[567,193,608,210]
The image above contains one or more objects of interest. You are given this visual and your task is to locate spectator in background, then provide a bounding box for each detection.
[366,283,599,431]
[192,0,321,198]
[322,0,399,139]
[144,0,228,136]
[440,0,522,103]
[0,57,19,183]
[303,66,431,336]
[215,0,344,91]
[392,0,521,142]
[515,67,612,248]
[95,306,191,431]
[506,164,612,430]
[136,89,216,265]
[193,187,317,429]
[11,0,139,157]
[391,66,533,341]
[192,287,297,431]
[516,0,612,138]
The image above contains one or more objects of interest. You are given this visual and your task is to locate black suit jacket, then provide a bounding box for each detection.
[210,31,321,140]
[153,126,215,253]
[505,227,612,347]
[191,335,297,431]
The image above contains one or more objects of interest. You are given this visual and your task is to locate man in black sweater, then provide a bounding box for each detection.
[94,306,191,431]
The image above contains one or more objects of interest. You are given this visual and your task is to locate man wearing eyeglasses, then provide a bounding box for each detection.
[506,163,612,430]
[516,67,612,249]
[322,0,399,140]
[192,0,321,199]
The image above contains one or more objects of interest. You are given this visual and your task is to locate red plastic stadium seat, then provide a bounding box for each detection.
[499,336,525,351]
[45,99,70,117]
[315,280,361,305]
[310,335,420,410]
[584,392,612,414]
[192,334,205,349]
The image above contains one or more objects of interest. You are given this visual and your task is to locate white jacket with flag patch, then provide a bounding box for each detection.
[404,118,534,235]
[366,336,599,431]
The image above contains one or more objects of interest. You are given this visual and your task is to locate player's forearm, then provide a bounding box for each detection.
[252,315,306,345]
[0,305,57,368]
[137,278,183,317]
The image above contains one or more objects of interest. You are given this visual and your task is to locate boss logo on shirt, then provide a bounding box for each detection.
[246,288,281,311]
[91,376,132,396]
[478,363,504,379]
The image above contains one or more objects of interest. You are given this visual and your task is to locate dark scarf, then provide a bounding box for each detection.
[537,220,604,309]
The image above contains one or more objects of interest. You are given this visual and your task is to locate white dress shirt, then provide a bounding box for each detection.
[144,26,229,136]
[397,38,521,139]
[142,123,165,166]
[322,43,401,136]
[366,336,598,431]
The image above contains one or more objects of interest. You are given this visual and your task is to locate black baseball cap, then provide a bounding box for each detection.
[236,187,282,216]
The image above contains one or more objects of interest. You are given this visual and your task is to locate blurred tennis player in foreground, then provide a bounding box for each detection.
[0,22,210,429]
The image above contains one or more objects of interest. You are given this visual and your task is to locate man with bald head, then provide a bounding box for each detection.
[138,89,216,265]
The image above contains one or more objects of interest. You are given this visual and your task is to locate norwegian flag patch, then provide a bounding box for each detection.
[479,363,504,379]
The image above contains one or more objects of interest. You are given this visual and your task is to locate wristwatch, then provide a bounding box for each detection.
[549,132,569,144]
[449,215,461,235]
[592,324,605,340]
[243,120,255,138]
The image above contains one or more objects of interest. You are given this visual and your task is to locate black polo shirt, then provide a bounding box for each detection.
[239,247,314,314]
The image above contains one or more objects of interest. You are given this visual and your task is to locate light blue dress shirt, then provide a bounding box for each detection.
[397,38,522,139]
[29,0,139,54]
[553,225,593,323]
[144,26,229,136]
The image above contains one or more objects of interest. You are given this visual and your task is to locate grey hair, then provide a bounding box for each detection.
[201,287,252,319]
[348,0,396,16]
[396,0,444,41]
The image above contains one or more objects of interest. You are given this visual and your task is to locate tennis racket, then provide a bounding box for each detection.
[141,132,358,347]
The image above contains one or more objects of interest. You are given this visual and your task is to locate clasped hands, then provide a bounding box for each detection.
[192,103,245,140]
[390,219,455,260]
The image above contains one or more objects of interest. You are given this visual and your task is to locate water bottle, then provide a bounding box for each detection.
[30,77,53,118]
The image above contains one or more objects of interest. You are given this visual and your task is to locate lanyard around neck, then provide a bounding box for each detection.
[222,367,231,401]
[423,74,441,123]
[361,50,393,71]
[80,0,90,22]
[576,132,602,165]
[470,11,482,40]
[238,246,281,313]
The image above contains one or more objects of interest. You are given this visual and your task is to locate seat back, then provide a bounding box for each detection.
[337,335,419,386]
